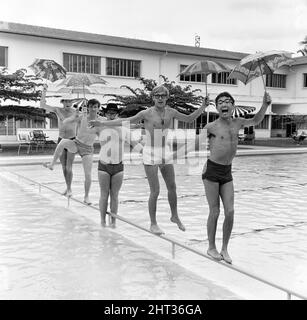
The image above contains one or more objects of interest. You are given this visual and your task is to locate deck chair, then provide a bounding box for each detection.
[17,133,34,155]
[29,130,47,152]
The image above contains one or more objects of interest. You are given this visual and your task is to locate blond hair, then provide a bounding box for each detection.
[151,85,169,97]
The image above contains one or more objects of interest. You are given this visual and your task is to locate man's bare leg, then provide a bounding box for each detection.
[160,164,185,231]
[203,179,222,260]
[144,165,164,235]
[82,154,93,205]
[43,139,77,171]
[60,149,75,197]
[109,171,124,228]
[98,171,110,227]
[220,181,235,264]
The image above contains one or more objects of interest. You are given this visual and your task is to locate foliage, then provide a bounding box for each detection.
[297,37,307,56]
[0,68,44,103]
[103,75,204,116]
[0,105,56,122]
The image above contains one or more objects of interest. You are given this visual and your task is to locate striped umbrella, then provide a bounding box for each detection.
[56,73,107,87]
[55,73,107,97]
[228,50,293,90]
[29,59,66,82]
[178,60,230,95]
[55,85,100,96]
[208,102,256,118]
[232,105,256,118]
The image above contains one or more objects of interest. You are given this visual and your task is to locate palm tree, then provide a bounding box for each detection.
[0,68,43,102]
[297,36,307,56]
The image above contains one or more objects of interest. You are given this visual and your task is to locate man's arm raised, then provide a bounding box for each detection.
[171,96,209,123]
[240,91,272,127]
[63,109,81,124]
[89,110,146,128]
[39,85,58,113]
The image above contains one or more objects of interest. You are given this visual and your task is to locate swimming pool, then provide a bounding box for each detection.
[1,153,307,299]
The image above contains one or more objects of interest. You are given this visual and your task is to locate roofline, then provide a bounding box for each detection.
[291,56,307,66]
[0,21,248,61]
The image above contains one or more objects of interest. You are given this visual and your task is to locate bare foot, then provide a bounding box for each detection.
[207,248,222,261]
[170,216,186,231]
[43,162,54,170]
[220,250,232,264]
[109,223,116,229]
[150,224,165,235]
[65,190,72,197]
[83,197,92,205]
[101,221,106,228]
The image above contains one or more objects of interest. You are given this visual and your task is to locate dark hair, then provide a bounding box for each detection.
[60,98,72,103]
[105,103,119,113]
[87,99,100,108]
[215,92,235,105]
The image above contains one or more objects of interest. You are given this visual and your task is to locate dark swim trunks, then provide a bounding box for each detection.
[98,161,124,177]
[202,159,233,185]
[57,136,76,144]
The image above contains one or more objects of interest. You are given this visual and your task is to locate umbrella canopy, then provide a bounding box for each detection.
[55,85,100,95]
[228,50,293,89]
[178,60,230,95]
[55,73,107,97]
[29,59,66,82]
[178,60,230,76]
[56,73,107,87]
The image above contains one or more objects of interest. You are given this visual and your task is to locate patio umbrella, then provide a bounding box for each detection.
[186,101,218,124]
[29,59,66,82]
[55,73,107,97]
[55,85,101,97]
[71,98,87,111]
[228,50,293,90]
[232,105,256,118]
[201,101,256,119]
[178,60,230,96]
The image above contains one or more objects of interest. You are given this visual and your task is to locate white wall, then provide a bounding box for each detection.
[2,30,307,143]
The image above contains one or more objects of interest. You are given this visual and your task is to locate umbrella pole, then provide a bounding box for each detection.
[257,60,267,92]
[205,75,210,124]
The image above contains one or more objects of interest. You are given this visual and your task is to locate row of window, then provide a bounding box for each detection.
[1,45,307,88]
[61,53,142,78]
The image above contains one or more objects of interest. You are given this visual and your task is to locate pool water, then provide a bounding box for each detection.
[1,153,307,299]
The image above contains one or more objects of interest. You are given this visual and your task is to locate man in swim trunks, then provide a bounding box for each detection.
[89,85,209,235]
[98,103,143,228]
[201,91,272,264]
[43,99,103,205]
[40,85,78,196]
